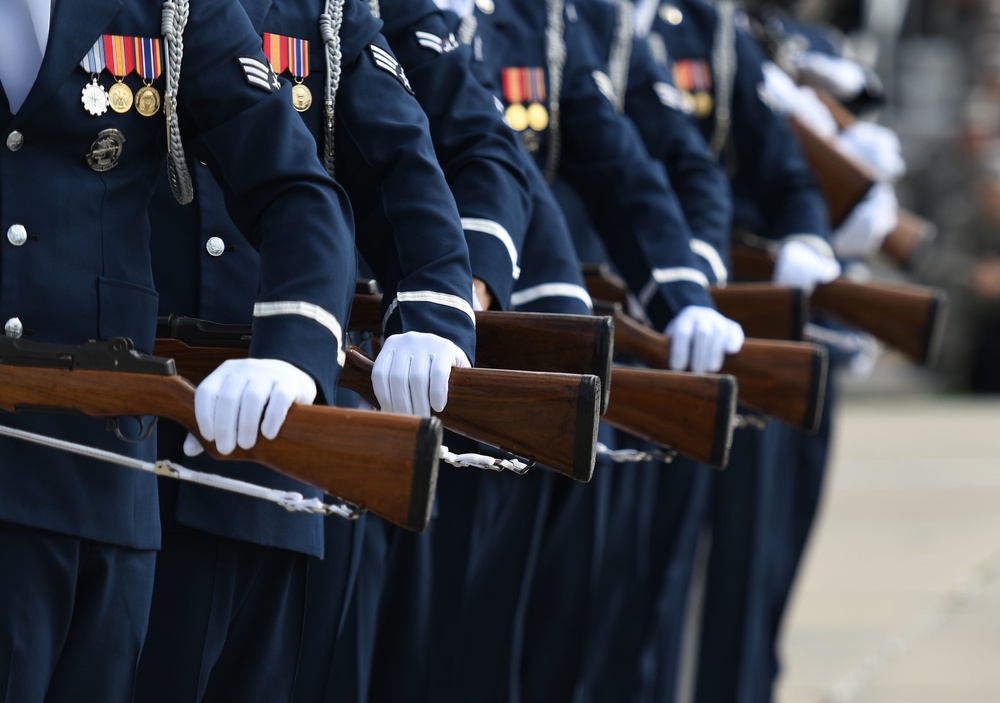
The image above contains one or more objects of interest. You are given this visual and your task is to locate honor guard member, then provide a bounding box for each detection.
[635,2,842,701]
[134,0,479,701]
[0,0,359,701]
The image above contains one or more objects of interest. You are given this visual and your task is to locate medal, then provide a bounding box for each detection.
[134,37,163,117]
[504,103,528,131]
[80,40,109,116]
[104,35,135,114]
[86,128,126,171]
[527,102,548,131]
[291,83,313,112]
[264,33,313,112]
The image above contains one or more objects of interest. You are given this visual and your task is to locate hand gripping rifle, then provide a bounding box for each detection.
[0,336,441,531]
[348,293,735,467]
[730,242,947,366]
[582,263,809,341]
[155,316,601,482]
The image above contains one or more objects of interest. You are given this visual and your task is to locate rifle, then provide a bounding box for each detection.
[350,292,614,414]
[607,308,827,432]
[602,366,737,468]
[155,317,600,482]
[730,244,946,365]
[0,336,441,531]
[581,264,808,341]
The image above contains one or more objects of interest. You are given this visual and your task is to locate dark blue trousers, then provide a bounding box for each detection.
[0,521,155,703]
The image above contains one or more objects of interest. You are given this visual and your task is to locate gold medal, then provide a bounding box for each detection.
[291,82,313,112]
[108,81,134,114]
[527,102,548,131]
[693,92,713,117]
[135,84,162,117]
[82,78,109,116]
[505,103,529,131]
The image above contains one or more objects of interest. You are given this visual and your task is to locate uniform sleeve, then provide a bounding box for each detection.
[178,0,357,402]
[623,37,732,286]
[383,8,533,310]
[558,17,715,329]
[338,34,478,362]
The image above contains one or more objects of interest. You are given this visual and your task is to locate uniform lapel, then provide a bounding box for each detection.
[13,0,124,123]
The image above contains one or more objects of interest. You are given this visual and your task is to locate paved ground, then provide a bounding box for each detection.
[775,395,1000,703]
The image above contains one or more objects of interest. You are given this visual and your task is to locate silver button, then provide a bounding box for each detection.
[6,224,27,246]
[4,317,23,339]
[6,131,23,151]
[205,237,226,257]
[660,4,683,24]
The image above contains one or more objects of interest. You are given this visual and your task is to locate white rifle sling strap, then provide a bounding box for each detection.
[319,0,346,177]
[162,0,194,204]
[0,423,361,519]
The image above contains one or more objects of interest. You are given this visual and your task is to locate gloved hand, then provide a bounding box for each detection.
[832,182,899,259]
[793,51,867,102]
[664,306,745,373]
[184,358,318,457]
[372,331,471,417]
[772,239,842,293]
[761,62,838,137]
[837,121,906,182]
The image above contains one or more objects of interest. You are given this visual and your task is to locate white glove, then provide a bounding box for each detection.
[837,121,906,182]
[772,240,842,293]
[184,358,318,457]
[761,62,838,138]
[664,306,745,374]
[793,51,867,102]
[832,182,899,259]
[372,331,471,417]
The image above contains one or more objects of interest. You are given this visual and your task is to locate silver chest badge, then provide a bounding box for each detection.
[86,129,126,171]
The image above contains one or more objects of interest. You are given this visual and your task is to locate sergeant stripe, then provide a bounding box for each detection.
[690,239,728,285]
[252,301,345,367]
[510,283,593,310]
[461,218,521,279]
[381,291,477,331]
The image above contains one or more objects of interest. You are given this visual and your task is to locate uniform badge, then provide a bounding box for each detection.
[502,67,548,143]
[86,129,126,171]
[673,60,713,118]
[415,30,459,55]
[263,33,312,112]
[368,44,414,94]
[80,40,110,116]
[238,56,281,93]
[134,37,163,117]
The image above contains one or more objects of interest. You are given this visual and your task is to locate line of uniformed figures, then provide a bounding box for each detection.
[0,0,907,700]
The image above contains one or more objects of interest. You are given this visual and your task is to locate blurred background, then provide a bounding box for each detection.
[773,2,1000,701]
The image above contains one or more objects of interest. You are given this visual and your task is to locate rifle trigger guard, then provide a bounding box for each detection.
[107,416,158,443]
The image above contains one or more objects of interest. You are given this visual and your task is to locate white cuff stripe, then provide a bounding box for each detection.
[253,301,345,367]
[510,283,593,310]
[381,291,477,330]
[690,239,729,286]
[651,266,711,288]
[461,218,521,279]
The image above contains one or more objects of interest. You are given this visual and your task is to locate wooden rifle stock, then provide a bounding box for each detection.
[0,337,441,531]
[155,319,600,481]
[609,309,827,432]
[730,246,946,365]
[350,293,614,414]
[603,366,737,468]
[582,264,807,341]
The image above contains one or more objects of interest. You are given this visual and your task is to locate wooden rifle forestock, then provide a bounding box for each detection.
[351,293,614,414]
[154,335,600,482]
[609,309,827,432]
[0,354,441,531]
[730,246,946,365]
[602,367,737,468]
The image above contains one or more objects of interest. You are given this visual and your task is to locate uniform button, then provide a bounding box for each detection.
[6,131,23,151]
[6,224,27,246]
[4,317,23,339]
[205,237,226,257]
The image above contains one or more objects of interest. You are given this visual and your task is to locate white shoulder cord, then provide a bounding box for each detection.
[457,15,478,45]
[368,0,380,18]
[319,0,346,178]
[162,0,194,204]
[609,0,634,115]
[709,0,736,159]
[543,0,566,182]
